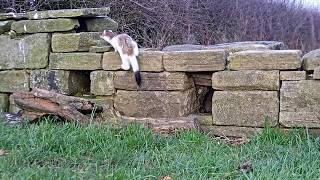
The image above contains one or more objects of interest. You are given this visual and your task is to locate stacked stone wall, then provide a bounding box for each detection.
[1,8,320,137]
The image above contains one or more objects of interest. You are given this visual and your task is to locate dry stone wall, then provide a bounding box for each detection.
[1,8,320,137]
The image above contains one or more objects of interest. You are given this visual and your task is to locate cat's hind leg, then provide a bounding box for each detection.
[120,54,131,70]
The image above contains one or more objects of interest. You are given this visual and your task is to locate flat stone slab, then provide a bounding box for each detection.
[114,88,197,118]
[228,50,302,70]
[0,94,9,112]
[85,17,118,32]
[163,50,226,72]
[49,53,102,70]
[103,51,164,72]
[313,66,320,79]
[201,126,263,138]
[0,33,50,70]
[212,91,279,127]
[90,71,115,96]
[280,80,320,128]
[0,20,13,34]
[11,18,79,33]
[302,48,320,71]
[31,70,90,95]
[27,8,110,19]
[0,70,29,93]
[280,71,306,81]
[52,32,109,52]
[212,70,279,90]
[0,13,27,20]
[114,71,194,91]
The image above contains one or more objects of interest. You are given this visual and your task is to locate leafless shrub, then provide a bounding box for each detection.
[1,0,319,52]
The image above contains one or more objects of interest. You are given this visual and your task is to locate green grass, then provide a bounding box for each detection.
[0,120,320,179]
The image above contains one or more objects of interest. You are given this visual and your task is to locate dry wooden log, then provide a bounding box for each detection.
[12,89,102,123]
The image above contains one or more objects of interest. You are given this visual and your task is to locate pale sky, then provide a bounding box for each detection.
[303,0,320,7]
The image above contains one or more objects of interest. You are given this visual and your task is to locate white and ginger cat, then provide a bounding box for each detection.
[100,30,141,86]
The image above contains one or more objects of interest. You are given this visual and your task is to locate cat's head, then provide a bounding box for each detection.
[101,30,115,41]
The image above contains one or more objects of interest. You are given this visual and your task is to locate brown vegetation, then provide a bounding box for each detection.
[1,0,320,52]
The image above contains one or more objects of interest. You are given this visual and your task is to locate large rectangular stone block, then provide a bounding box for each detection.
[27,8,110,19]
[212,70,279,90]
[280,71,306,81]
[280,80,320,128]
[102,51,164,72]
[31,70,90,95]
[52,32,109,52]
[163,50,226,72]
[49,53,102,70]
[228,50,302,70]
[11,18,79,33]
[114,71,194,91]
[212,91,279,127]
[114,88,197,118]
[302,49,320,71]
[0,93,9,112]
[0,33,50,70]
[90,71,115,96]
[0,70,29,93]
[85,17,118,32]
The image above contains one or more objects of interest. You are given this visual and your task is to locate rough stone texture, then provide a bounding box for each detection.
[114,88,197,118]
[0,20,13,34]
[27,8,110,19]
[9,95,22,114]
[49,53,102,70]
[189,114,213,126]
[0,33,50,70]
[0,70,29,93]
[313,66,320,80]
[11,18,79,33]
[163,50,226,72]
[162,41,284,52]
[212,70,279,90]
[302,49,320,71]
[89,46,113,53]
[0,13,27,20]
[191,73,213,86]
[52,32,109,52]
[83,96,118,120]
[280,71,306,81]
[85,17,118,32]
[201,126,263,138]
[228,50,302,70]
[90,71,115,96]
[212,91,279,127]
[103,51,164,72]
[31,70,90,95]
[0,93,9,112]
[280,80,320,128]
[114,71,194,91]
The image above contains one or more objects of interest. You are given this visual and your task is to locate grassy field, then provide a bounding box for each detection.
[0,120,320,179]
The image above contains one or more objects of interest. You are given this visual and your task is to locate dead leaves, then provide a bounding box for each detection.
[238,160,253,173]
[0,149,9,156]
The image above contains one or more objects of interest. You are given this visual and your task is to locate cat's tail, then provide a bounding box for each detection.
[129,56,141,86]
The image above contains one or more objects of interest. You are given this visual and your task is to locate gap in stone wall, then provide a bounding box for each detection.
[68,70,91,96]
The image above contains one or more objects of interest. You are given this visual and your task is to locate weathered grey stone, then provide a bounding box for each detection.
[52,32,109,52]
[31,70,90,95]
[89,46,113,53]
[9,95,21,114]
[0,20,13,34]
[85,17,118,32]
[83,96,117,120]
[27,8,110,19]
[212,70,279,90]
[103,51,164,72]
[114,71,194,91]
[280,80,320,128]
[302,49,320,71]
[90,71,115,96]
[212,91,279,127]
[0,33,50,70]
[0,70,29,93]
[49,53,102,70]
[228,50,302,70]
[201,126,263,138]
[0,13,27,20]
[162,41,284,52]
[191,73,213,86]
[114,88,197,118]
[189,114,213,126]
[11,18,79,33]
[280,71,306,81]
[313,66,320,80]
[163,50,226,72]
[0,93,9,112]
